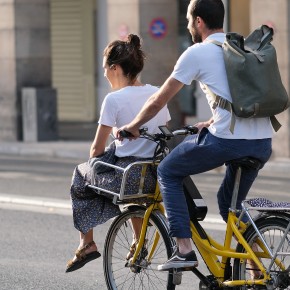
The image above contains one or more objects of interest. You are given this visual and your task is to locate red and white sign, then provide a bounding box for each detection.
[149,18,167,39]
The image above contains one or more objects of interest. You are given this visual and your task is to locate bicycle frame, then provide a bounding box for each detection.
[123,165,274,287]
[93,128,290,288]
[132,203,273,288]
[131,199,165,264]
[190,211,272,287]
[126,162,269,287]
[128,177,290,289]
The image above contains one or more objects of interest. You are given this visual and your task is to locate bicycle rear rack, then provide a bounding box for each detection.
[229,163,290,275]
[87,160,159,204]
[240,201,290,273]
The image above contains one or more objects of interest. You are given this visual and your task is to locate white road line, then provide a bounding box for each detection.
[0,193,71,209]
[0,193,225,226]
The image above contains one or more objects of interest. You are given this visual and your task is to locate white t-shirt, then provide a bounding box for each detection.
[171,33,273,140]
[99,84,171,158]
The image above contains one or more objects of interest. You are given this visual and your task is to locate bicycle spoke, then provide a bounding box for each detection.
[234,216,290,289]
[103,208,175,289]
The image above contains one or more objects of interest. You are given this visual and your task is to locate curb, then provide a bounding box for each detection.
[0,141,90,160]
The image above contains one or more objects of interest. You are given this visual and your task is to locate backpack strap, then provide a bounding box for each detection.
[270,116,282,132]
[206,39,223,47]
[203,84,236,134]
[205,84,282,133]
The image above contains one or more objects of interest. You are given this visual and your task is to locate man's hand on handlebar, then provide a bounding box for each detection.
[194,117,214,131]
[116,125,140,141]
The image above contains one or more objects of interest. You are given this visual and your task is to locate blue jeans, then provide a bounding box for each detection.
[157,128,272,238]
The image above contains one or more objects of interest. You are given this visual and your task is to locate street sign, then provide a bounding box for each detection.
[149,18,167,39]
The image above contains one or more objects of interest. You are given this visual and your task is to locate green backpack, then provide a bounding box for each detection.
[205,25,290,133]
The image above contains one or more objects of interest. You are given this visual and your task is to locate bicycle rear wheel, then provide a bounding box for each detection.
[233,216,290,289]
[103,206,176,290]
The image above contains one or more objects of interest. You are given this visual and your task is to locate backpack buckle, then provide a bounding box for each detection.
[218,97,228,109]
[213,96,228,110]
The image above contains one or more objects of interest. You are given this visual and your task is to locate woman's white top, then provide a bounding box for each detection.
[99,84,171,158]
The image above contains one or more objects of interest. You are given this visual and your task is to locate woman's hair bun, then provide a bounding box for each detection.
[127,34,141,49]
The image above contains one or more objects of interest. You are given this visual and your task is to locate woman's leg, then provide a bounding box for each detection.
[66,229,101,272]
[79,230,98,251]
[70,230,98,263]
[126,217,145,260]
[130,217,143,241]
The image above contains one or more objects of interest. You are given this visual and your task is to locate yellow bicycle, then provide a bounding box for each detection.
[89,126,290,290]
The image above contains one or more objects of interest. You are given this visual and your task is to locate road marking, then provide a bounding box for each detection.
[0,202,72,216]
[0,193,71,209]
[0,193,225,228]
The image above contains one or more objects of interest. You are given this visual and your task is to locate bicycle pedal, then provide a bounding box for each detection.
[172,270,182,285]
[169,266,193,272]
[171,268,183,273]
[182,266,196,271]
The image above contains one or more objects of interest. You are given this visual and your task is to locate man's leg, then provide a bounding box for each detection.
[217,138,272,222]
[157,129,226,270]
[217,163,259,222]
[158,130,226,238]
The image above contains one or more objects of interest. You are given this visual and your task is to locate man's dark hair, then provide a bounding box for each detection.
[190,0,224,29]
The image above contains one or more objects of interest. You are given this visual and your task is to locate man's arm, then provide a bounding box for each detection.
[119,77,184,137]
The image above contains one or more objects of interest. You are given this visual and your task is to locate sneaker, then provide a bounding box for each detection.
[157,248,198,271]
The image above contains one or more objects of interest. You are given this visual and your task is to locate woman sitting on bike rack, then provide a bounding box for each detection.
[65,34,171,273]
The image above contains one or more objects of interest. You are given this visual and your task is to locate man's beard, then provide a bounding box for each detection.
[192,22,202,43]
[192,32,202,43]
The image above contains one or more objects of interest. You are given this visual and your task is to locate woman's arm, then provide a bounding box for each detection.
[90,124,112,158]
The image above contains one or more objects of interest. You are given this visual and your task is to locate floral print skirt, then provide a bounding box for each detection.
[70,156,157,234]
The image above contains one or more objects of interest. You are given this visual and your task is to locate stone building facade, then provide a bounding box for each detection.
[0,0,289,157]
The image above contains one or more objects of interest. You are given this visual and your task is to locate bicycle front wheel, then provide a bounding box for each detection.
[103,206,176,290]
[233,216,290,290]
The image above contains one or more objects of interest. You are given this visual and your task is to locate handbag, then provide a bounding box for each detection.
[89,141,118,174]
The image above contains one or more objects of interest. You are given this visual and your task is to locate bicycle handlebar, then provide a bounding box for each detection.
[119,125,198,160]
[118,128,148,138]
[119,125,198,141]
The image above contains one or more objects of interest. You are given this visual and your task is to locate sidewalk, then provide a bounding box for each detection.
[0,140,290,176]
[0,140,91,160]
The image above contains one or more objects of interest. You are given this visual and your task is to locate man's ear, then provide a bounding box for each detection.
[196,16,202,27]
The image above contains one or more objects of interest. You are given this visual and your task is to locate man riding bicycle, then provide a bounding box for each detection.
[118,0,272,271]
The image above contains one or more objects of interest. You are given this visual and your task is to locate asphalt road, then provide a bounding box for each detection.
[0,154,289,289]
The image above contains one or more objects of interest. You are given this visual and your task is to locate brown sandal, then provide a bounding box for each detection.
[66,241,101,273]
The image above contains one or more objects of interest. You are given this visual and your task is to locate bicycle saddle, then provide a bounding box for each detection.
[226,157,262,170]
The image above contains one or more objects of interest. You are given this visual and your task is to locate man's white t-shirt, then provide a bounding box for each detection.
[171,33,273,140]
[99,84,171,158]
